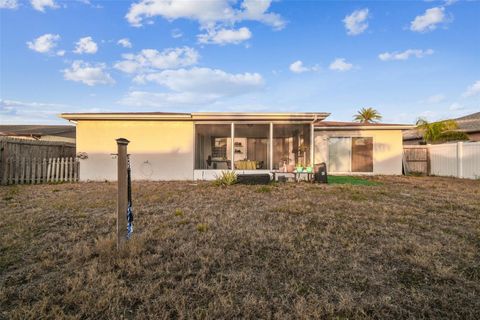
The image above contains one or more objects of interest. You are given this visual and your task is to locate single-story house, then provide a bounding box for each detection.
[0,125,76,143]
[60,112,412,181]
[403,111,480,145]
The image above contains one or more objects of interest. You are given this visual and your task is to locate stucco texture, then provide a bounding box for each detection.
[76,121,194,181]
[314,130,404,175]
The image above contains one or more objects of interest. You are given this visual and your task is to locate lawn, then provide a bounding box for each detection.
[1,176,479,319]
[328,175,380,186]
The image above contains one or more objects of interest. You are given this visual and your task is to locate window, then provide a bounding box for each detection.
[328,137,373,172]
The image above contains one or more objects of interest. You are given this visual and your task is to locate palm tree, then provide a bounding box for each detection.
[353,107,383,123]
[415,118,467,143]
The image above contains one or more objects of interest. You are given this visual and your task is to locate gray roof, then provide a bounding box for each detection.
[0,125,76,138]
[403,111,480,140]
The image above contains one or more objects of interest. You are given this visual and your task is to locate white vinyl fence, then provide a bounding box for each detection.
[429,142,480,179]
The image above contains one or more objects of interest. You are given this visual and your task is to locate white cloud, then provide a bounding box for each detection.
[30,0,58,12]
[343,8,369,35]
[410,7,447,32]
[379,49,434,61]
[0,99,102,124]
[74,36,98,54]
[462,80,480,97]
[63,60,114,86]
[120,67,264,107]
[171,28,183,38]
[125,0,285,30]
[56,50,66,56]
[289,60,319,74]
[198,27,251,45]
[444,0,458,6]
[117,38,132,48]
[0,0,18,9]
[329,58,353,72]
[134,67,263,93]
[449,102,464,111]
[425,94,446,104]
[26,33,60,54]
[114,47,199,74]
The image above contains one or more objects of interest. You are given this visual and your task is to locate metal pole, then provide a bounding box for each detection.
[116,138,129,249]
[231,123,235,171]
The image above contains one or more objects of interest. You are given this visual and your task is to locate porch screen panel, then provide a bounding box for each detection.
[351,137,373,172]
[195,124,232,170]
[328,137,351,172]
[234,124,269,169]
[272,124,311,170]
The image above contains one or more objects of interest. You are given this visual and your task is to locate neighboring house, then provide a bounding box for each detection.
[60,112,412,181]
[403,112,480,145]
[0,125,76,143]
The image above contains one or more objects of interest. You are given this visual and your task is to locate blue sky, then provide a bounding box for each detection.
[0,0,479,124]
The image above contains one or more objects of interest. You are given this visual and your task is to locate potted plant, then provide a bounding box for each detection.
[295,163,304,172]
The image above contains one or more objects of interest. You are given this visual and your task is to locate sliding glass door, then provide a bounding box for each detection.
[328,138,351,172]
[328,137,373,173]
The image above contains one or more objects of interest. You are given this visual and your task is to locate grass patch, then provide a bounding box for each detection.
[255,185,272,193]
[328,175,380,186]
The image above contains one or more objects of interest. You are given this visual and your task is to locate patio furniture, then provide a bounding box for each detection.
[235,160,257,170]
[314,162,328,183]
[271,170,314,182]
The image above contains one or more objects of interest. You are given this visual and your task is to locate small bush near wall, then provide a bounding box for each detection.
[213,171,237,186]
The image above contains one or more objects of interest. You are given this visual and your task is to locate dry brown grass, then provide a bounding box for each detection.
[1,176,479,319]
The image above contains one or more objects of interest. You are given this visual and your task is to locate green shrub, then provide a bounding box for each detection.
[174,208,184,216]
[213,171,237,186]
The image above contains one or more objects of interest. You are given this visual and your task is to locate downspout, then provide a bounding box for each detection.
[310,115,317,166]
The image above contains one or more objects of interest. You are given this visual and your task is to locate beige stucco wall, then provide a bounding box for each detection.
[314,129,404,175]
[76,120,194,181]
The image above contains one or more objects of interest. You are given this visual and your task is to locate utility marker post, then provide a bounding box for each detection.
[116,138,130,249]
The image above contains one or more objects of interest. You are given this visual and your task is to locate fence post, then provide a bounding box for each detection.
[60,158,65,182]
[426,145,431,176]
[457,142,463,178]
[55,158,60,182]
[116,138,130,249]
[31,158,36,184]
[47,158,52,183]
[20,157,25,184]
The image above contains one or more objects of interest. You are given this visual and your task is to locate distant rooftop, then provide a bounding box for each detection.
[403,111,480,140]
[0,125,76,139]
[315,121,413,130]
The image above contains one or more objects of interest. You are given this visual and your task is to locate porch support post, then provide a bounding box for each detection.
[231,122,235,171]
[310,122,314,166]
[269,122,273,171]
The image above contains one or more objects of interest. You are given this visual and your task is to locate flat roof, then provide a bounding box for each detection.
[315,121,414,130]
[60,112,330,122]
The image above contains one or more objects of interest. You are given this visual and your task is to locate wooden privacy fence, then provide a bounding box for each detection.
[403,145,429,175]
[2,157,79,185]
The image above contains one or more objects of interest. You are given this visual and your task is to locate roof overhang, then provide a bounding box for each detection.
[315,125,414,131]
[60,112,330,122]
